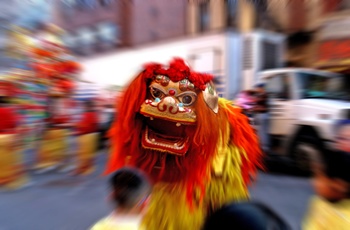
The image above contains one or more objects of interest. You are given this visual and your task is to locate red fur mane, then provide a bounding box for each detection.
[105,63,263,207]
[105,72,225,205]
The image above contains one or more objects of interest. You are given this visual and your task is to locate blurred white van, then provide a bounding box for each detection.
[257,68,350,174]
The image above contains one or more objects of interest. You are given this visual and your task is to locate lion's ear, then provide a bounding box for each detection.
[203,82,219,113]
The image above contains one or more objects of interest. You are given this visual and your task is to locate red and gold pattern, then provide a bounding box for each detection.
[106,58,263,230]
[0,134,28,189]
[27,25,81,97]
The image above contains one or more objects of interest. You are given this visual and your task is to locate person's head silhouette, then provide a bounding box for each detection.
[203,202,291,230]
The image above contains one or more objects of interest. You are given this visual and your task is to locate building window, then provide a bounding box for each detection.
[77,27,97,55]
[79,27,96,44]
[82,0,98,9]
[225,0,237,27]
[100,0,113,6]
[76,0,85,10]
[75,0,97,10]
[199,2,210,32]
[251,0,269,28]
[97,21,118,45]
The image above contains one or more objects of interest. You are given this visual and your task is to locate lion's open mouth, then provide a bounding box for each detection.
[141,117,191,156]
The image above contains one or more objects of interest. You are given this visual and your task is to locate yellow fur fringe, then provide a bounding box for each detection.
[142,144,249,230]
[142,183,206,230]
[205,112,250,210]
[205,145,249,211]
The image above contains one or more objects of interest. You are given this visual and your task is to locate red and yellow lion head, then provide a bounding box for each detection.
[106,58,262,204]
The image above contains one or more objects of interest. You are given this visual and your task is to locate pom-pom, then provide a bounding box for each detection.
[142,58,213,91]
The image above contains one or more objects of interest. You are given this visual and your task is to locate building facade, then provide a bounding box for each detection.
[314,6,350,73]
[186,0,347,68]
[129,0,187,45]
[53,0,120,56]
[187,0,278,35]
[268,0,344,67]
[53,0,187,56]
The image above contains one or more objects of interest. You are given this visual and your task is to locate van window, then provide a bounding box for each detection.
[265,74,291,100]
[297,72,349,100]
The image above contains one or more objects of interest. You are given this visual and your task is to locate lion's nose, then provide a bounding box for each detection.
[158,96,179,114]
[163,96,176,105]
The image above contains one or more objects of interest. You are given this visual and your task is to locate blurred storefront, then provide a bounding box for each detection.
[187,0,281,34]
[272,0,341,67]
[314,10,350,73]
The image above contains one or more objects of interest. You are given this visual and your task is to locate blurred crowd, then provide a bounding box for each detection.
[0,95,114,190]
[236,83,270,153]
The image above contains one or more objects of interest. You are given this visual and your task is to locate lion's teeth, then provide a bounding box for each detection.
[176,123,181,127]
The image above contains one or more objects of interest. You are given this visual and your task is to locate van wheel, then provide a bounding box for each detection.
[289,135,323,177]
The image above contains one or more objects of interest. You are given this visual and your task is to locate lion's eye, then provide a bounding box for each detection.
[178,93,196,106]
[150,87,165,99]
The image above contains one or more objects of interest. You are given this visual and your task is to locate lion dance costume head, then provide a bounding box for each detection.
[106,58,263,229]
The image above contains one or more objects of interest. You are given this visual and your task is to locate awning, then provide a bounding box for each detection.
[323,67,350,72]
[314,59,350,73]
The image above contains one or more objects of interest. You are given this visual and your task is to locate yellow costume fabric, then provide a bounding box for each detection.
[303,196,350,229]
[0,134,28,190]
[35,129,68,170]
[75,132,98,175]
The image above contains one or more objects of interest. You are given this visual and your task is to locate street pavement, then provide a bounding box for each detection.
[250,173,314,230]
[0,149,314,230]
